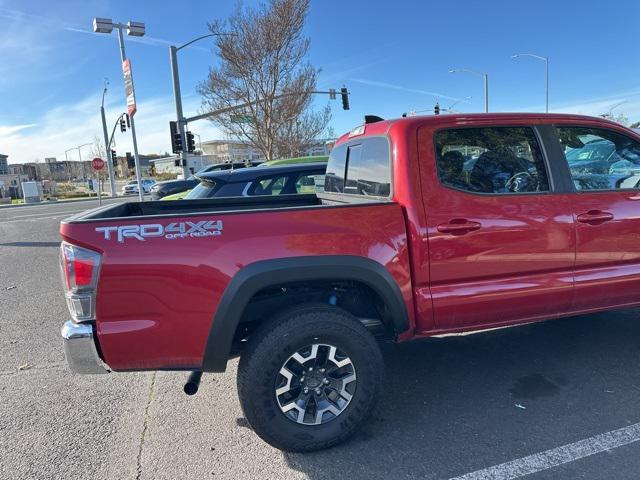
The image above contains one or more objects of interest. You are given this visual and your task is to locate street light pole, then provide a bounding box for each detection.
[93,18,145,202]
[170,33,235,179]
[449,68,489,112]
[115,26,143,202]
[511,53,549,113]
[100,78,117,196]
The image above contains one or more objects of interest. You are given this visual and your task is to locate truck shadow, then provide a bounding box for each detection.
[280,309,640,480]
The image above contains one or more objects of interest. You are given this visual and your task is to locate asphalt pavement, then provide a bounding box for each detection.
[2,200,640,479]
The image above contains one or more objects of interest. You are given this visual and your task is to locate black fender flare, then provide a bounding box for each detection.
[201,255,410,372]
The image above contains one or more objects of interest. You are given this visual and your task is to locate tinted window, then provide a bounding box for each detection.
[184,180,217,199]
[324,137,391,196]
[295,173,325,193]
[324,144,347,193]
[249,176,288,196]
[556,126,640,191]
[435,127,549,194]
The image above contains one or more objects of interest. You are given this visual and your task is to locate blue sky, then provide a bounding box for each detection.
[2,0,640,164]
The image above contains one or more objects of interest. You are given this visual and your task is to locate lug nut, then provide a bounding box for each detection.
[315,388,321,395]
[319,368,325,373]
[303,387,309,394]
[308,367,313,371]
[323,378,330,385]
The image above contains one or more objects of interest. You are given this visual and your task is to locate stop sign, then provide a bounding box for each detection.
[92,157,105,171]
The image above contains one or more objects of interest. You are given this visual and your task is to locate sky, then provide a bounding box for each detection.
[2,0,640,164]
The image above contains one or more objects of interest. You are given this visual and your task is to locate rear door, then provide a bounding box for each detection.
[419,123,575,331]
[553,124,640,311]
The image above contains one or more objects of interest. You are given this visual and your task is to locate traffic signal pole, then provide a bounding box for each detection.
[169,45,190,179]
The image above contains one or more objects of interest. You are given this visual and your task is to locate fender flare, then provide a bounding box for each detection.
[201,255,410,372]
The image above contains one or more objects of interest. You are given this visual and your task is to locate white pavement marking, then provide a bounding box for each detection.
[449,422,640,480]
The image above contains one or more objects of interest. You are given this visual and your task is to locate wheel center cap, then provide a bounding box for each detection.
[305,374,322,388]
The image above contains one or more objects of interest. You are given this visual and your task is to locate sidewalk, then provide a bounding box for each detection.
[0,195,125,210]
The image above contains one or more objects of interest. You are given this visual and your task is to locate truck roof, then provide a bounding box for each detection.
[335,112,630,146]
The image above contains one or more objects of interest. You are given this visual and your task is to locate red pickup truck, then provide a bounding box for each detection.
[60,113,640,452]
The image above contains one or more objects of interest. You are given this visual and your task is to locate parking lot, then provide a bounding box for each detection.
[2,200,640,479]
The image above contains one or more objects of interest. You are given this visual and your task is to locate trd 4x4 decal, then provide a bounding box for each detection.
[96,220,223,243]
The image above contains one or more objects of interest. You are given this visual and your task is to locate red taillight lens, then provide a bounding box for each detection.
[60,242,102,323]
[60,242,101,292]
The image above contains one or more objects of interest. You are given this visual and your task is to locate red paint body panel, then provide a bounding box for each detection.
[61,204,413,370]
[61,113,640,371]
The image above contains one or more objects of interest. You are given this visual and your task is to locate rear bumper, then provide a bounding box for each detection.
[61,321,109,374]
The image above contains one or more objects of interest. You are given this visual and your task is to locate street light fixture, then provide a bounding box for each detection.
[512,53,549,113]
[92,16,146,202]
[170,32,234,178]
[449,68,489,113]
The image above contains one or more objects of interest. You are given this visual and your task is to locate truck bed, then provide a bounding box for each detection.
[63,194,324,223]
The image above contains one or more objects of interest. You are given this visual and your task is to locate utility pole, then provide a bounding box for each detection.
[100,78,117,196]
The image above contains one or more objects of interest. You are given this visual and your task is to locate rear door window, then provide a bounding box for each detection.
[555,126,640,190]
[324,137,391,196]
[435,127,550,194]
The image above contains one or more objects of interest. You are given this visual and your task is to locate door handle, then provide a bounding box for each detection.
[576,210,614,225]
[437,219,482,235]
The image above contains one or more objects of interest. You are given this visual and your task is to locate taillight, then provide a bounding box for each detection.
[59,242,102,323]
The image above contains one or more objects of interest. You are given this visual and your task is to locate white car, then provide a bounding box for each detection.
[122,179,156,195]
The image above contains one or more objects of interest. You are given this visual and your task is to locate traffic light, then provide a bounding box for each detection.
[170,121,183,153]
[185,131,195,153]
[125,113,130,128]
[434,103,440,115]
[119,117,127,132]
[126,152,134,169]
[340,87,350,110]
[111,150,117,167]
[329,88,336,100]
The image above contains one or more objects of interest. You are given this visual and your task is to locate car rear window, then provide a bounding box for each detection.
[184,180,217,199]
[324,137,391,196]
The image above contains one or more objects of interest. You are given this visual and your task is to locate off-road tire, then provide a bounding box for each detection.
[237,304,384,452]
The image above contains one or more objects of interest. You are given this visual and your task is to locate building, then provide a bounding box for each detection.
[200,140,265,164]
[114,153,163,178]
[0,154,8,175]
[0,173,29,198]
[199,138,335,163]
[151,155,215,176]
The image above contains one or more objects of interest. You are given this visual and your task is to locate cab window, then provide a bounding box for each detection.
[555,126,640,190]
[435,127,550,194]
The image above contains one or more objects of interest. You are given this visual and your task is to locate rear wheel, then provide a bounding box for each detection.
[237,304,384,452]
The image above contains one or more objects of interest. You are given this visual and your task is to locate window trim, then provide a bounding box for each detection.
[321,134,394,200]
[431,125,555,197]
[551,124,640,194]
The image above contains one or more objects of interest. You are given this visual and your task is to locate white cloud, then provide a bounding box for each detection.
[0,94,223,164]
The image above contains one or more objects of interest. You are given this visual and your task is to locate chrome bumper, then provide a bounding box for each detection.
[61,321,109,374]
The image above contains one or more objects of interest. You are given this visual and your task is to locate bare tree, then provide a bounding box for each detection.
[198,0,331,161]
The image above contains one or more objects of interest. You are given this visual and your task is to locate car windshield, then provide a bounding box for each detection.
[184,180,217,199]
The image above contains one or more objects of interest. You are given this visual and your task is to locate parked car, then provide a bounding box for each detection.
[149,161,262,200]
[60,113,640,452]
[161,157,329,200]
[121,178,156,195]
[180,162,326,200]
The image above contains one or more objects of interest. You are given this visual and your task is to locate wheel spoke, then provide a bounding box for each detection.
[275,343,357,426]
